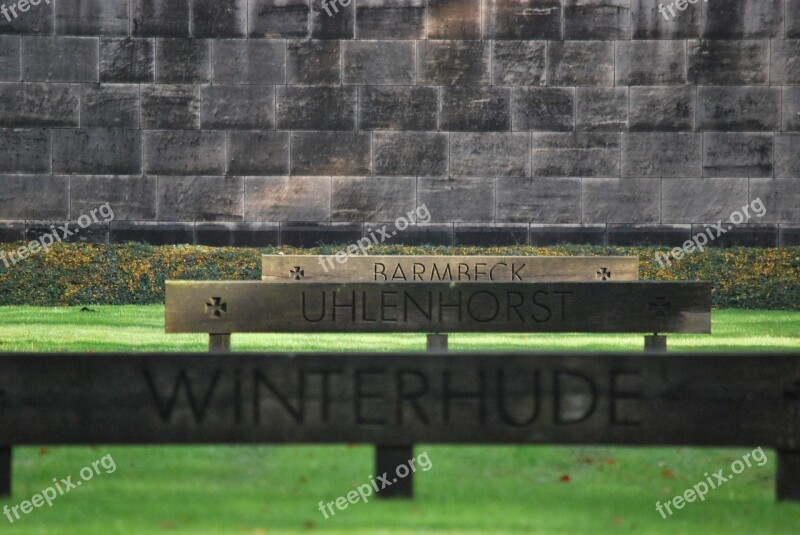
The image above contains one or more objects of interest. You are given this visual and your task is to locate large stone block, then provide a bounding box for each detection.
[372,132,448,177]
[483,0,561,39]
[582,178,661,224]
[358,86,437,130]
[132,0,191,37]
[564,0,629,40]
[629,87,694,131]
[99,38,155,83]
[417,178,495,222]
[280,222,364,246]
[547,41,613,86]
[621,133,701,178]
[80,84,139,128]
[311,0,354,38]
[0,175,68,219]
[0,222,25,242]
[576,87,627,131]
[512,87,574,131]
[607,224,691,247]
[702,132,772,178]
[454,224,529,246]
[440,86,511,131]
[687,40,769,85]
[416,40,489,85]
[212,39,285,84]
[662,178,749,223]
[277,86,356,130]
[158,176,244,221]
[201,85,275,129]
[70,175,157,220]
[244,176,331,221]
[287,40,340,85]
[227,131,289,175]
[140,84,200,129]
[749,179,800,223]
[356,0,425,39]
[496,177,581,223]
[426,0,480,39]
[615,40,685,85]
[110,221,194,245]
[696,87,780,131]
[290,132,370,175]
[530,224,605,245]
[531,132,619,177]
[0,36,19,81]
[155,38,211,83]
[701,0,784,39]
[195,222,279,247]
[249,0,309,37]
[770,39,800,83]
[342,41,414,84]
[775,134,800,177]
[783,87,800,131]
[331,177,416,221]
[789,0,800,37]
[191,0,246,37]
[53,129,142,175]
[0,0,53,34]
[0,128,50,173]
[630,0,700,38]
[55,0,129,36]
[0,83,79,126]
[491,41,545,86]
[144,130,226,175]
[450,132,530,177]
[21,36,97,82]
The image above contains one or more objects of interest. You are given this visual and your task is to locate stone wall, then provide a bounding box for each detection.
[0,0,798,247]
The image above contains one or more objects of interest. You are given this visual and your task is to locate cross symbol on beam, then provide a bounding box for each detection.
[649,296,671,317]
[290,266,305,280]
[596,267,612,281]
[785,381,800,419]
[205,297,227,319]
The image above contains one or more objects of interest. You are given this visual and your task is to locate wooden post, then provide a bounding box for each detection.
[777,450,800,501]
[209,334,231,353]
[0,445,10,497]
[644,334,667,352]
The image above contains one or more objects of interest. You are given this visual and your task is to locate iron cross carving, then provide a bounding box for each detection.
[205,297,227,319]
[649,296,671,317]
[290,266,305,280]
[596,267,612,281]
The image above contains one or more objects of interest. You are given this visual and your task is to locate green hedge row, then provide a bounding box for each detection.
[0,243,797,309]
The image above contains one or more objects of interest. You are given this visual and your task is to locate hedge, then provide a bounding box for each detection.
[0,243,797,309]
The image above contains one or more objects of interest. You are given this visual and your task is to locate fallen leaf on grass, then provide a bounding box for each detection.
[662,469,676,480]
[560,474,571,483]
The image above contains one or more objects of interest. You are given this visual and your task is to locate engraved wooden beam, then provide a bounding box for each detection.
[165,281,711,334]
[262,255,638,282]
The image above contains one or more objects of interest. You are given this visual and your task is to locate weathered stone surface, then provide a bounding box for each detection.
[0,221,25,242]
[783,87,800,131]
[244,176,331,221]
[343,41,414,84]
[427,0,480,39]
[454,224,529,245]
[287,40,340,85]
[0,36,19,81]
[532,133,619,177]
[450,133,530,177]
[212,40,285,84]
[775,134,800,177]
[607,224,691,247]
[0,128,50,173]
[144,131,226,175]
[81,84,139,128]
[615,40,685,85]
[440,86,511,131]
[195,222,280,247]
[100,38,155,83]
[530,224,605,245]
[53,129,142,175]
[687,40,769,85]
[359,86,437,130]
[249,0,310,37]
[158,176,243,221]
[696,87,780,131]
[417,178,495,222]
[771,40,800,83]
[701,0,784,39]
[417,40,489,85]
[372,132,448,176]
[311,0,354,39]
[21,37,97,82]
[281,222,363,246]
[110,222,194,244]
[621,133,701,178]
[0,175,68,219]
[140,85,201,129]
[201,85,275,129]
[547,41,613,86]
[629,87,694,131]
[364,222,453,245]
[0,0,53,34]
[630,0,700,38]
[192,0,247,37]
[576,87,627,131]
[132,0,191,37]
[331,177,416,220]
[749,179,800,223]
[484,0,561,39]
[789,0,800,37]
[277,86,356,130]
[691,224,778,248]
[564,0,629,39]
[513,88,574,131]
[55,0,129,36]
[290,132,371,175]
[662,178,749,223]
[70,176,157,220]
[156,39,211,83]
[228,131,289,175]
[702,133,772,178]
[496,177,581,223]
[583,178,661,224]
[0,83,79,126]
[492,41,545,86]
[356,0,425,39]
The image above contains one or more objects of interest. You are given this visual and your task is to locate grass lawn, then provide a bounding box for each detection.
[0,306,798,534]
